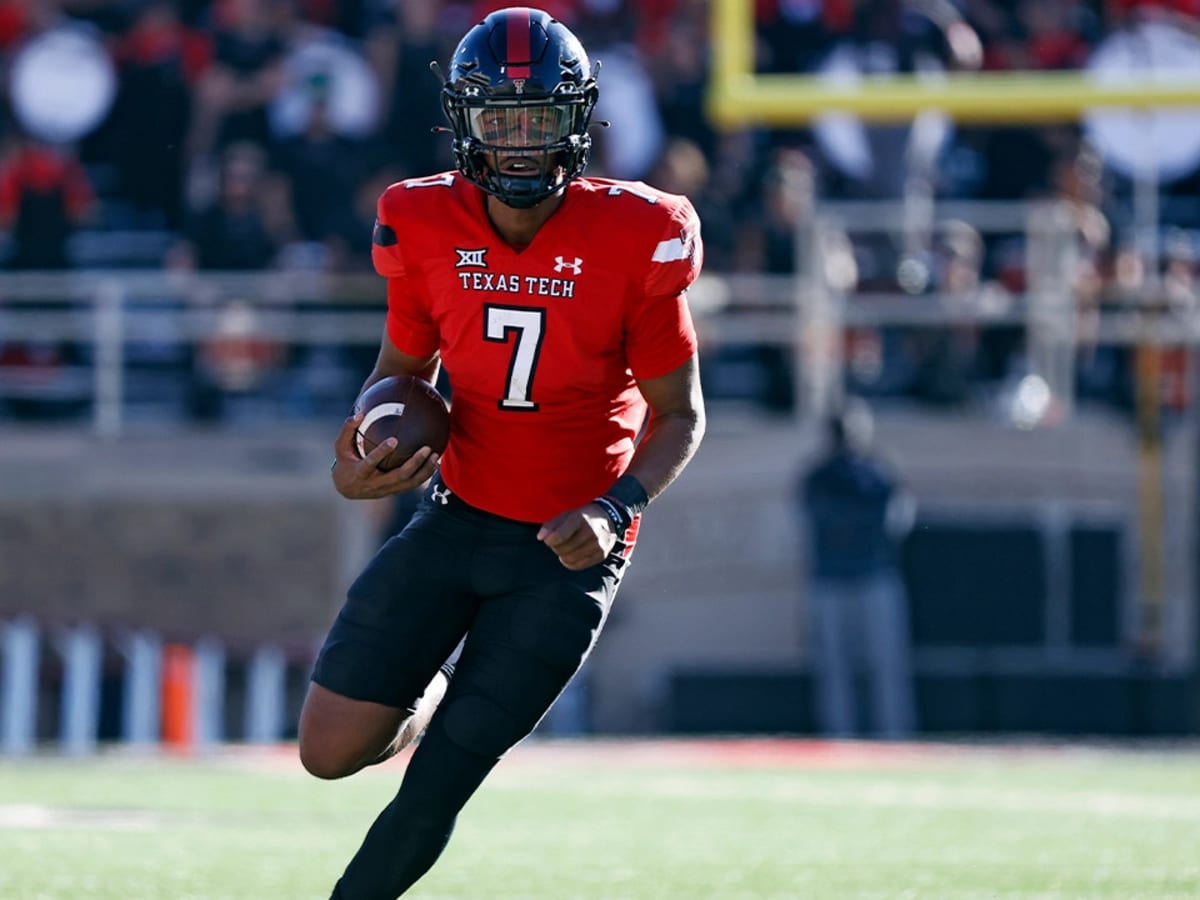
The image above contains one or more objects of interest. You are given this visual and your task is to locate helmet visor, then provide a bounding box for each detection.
[467,103,572,148]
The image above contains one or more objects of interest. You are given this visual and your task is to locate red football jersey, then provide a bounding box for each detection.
[372,173,702,522]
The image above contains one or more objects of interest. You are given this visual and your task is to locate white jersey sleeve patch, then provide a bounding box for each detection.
[651,236,690,263]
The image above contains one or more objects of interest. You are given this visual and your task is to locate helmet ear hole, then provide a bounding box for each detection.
[436,7,598,207]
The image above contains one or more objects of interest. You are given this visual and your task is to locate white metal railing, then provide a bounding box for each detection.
[0,200,1195,436]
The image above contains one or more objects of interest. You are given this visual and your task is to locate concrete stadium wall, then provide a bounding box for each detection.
[0,430,350,653]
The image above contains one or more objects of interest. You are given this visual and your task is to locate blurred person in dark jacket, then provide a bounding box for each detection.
[169,140,285,270]
[187,0,286,161]
[646,5,718,159]
[272,76,369,270]
[107,0,210,229]
[757,0,853,74]
[167,140,289,420]
[372,0,452,179]
[797,397,916,738]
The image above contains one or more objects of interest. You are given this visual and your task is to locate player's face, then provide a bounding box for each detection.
[469,104,570,182]
[469,105,567,148]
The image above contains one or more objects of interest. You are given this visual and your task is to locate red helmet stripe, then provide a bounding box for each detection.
[505,8,532,79]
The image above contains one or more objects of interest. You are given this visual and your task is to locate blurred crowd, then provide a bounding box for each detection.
[0,0,1199,420]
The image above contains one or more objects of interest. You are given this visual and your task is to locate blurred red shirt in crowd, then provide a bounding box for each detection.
[115,1,212,83]
[0,141,94,269]
[1109,0,1200,15]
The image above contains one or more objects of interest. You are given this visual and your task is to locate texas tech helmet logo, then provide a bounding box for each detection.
[455,247,489,269]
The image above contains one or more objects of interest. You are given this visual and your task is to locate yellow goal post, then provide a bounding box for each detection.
[706,0,1200,125]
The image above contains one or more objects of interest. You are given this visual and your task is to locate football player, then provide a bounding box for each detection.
[299,7,706,897]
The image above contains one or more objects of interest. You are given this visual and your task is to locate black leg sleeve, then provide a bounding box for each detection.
[330,715,500,900]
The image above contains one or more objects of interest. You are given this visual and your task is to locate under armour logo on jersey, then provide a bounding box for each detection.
[553,256,582,274]
[431,484,452,506]
[455,248,489,268]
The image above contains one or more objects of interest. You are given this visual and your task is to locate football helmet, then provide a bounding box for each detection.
[439,7,598,209]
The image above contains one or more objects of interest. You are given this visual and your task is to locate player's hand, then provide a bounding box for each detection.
[331,412,439,499]
[537,504,617,570]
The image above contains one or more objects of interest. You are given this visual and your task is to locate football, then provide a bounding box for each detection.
[353,374,450,471]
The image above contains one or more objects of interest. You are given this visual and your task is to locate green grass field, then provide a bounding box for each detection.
[1,738,1198,899]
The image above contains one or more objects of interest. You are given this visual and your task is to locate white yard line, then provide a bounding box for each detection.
[0,804,162,830]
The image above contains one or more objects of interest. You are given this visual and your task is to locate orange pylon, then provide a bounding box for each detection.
[161,643,194,751]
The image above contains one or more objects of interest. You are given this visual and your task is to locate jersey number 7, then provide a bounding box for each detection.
[484,304,546,411]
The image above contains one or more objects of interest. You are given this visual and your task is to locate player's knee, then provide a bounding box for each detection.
[300,749,347,781]
[441,694,525,760]
[298,720,385,780]
[299,738,361,780]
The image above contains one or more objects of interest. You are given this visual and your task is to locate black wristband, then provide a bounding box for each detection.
[592,496,631,536]
[604,474,649,517]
